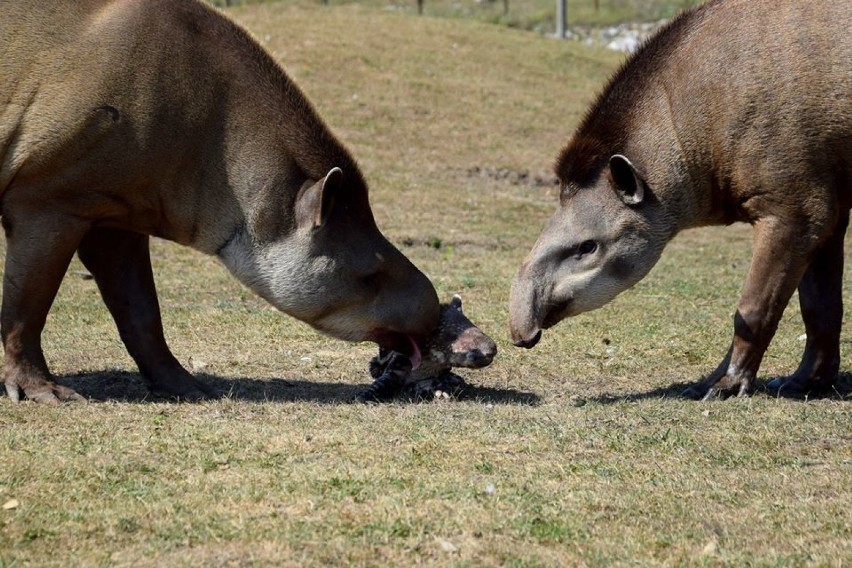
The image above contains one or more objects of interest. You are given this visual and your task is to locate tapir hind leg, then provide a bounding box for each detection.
[2,212,90,404]
[767,211,848,394]
[77,228,218,401]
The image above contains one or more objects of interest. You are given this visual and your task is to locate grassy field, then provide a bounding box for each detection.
[208,0,705,29]
[2,1,851,566]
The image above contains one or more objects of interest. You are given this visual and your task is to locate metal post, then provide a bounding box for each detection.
[555,0,567,38]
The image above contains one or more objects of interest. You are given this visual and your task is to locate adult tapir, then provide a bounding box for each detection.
[0,0,440,403]
[509,0,852,399]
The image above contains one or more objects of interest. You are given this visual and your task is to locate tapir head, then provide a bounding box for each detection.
[509,154,670,348]
[432,294,497,369]
[219,167,439,356]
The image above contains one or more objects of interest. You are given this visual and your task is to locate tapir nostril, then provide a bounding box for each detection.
[465,349,495,368]
[513,329,542,349]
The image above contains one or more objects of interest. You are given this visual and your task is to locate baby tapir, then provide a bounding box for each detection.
[0,0,439,403]
[509,0,851,399]
[356,295,497,402]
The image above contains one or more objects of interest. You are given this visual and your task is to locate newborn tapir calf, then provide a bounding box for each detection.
[356,295,497,402]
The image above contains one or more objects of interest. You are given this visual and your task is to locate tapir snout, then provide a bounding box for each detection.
[450,327,497,368]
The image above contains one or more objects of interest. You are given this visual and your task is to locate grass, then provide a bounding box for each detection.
[1,1,851,566]
[208,0,706,29]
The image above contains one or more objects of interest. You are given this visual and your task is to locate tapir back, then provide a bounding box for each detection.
[1,0,242,248]
[557,0,852,229]
[665,0,851,211]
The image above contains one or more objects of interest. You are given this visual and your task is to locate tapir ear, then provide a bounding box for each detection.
[450,294,463,312]
[609,154,645,206]
[295,167,343,228]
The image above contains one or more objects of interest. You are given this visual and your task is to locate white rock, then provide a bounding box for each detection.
[607,35,641,54]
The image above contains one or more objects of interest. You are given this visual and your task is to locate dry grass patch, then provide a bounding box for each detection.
[211,0,706,29]
[1,2,851,567]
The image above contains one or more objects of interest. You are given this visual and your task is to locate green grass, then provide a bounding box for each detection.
[2,1,851,566]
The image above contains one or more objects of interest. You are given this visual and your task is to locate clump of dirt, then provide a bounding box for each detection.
[467,166,559,188]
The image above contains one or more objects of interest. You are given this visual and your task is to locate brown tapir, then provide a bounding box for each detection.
[0,0,440,403]
[509,0,852,399]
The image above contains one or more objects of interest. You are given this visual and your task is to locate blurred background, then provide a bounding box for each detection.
[207,0,704,34]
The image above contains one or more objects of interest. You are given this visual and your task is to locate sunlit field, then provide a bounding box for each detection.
[1,1,849,566]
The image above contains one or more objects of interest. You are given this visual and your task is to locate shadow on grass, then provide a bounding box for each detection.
[57,370,540,406]
[584,373,852,405]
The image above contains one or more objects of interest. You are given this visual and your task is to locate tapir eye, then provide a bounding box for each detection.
[578,240,597,256]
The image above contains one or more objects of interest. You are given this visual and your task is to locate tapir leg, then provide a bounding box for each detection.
[2,212,90,404]
[684,215,813,400]
[767,212,848,394]
[77,228,218,401]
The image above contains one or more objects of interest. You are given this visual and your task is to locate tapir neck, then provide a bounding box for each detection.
[558,4,732,240]
[156,2,367,255]
[599,1,783,233]
[624,85,717,235]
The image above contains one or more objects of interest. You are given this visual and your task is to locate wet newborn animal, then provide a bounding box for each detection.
[356,295,497,402]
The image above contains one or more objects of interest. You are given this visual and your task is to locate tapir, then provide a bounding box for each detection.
[509,0,851,399]
[0,0,440,403]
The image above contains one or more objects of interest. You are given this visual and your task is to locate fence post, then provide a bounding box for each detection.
[555,0,567,38]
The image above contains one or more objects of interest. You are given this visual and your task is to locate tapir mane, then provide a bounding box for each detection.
[194,0,367,192]
[554,0,720,188]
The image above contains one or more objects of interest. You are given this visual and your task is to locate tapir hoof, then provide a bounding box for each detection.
[4,378,88,404]
[766,376,834,397]
[404,372,467,401]
[354,378,403,404]
[682,375,752,401]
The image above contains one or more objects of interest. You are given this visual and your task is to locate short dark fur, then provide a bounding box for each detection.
[555,1,718,190]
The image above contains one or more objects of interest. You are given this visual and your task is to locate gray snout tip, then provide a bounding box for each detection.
[512,329,542,349]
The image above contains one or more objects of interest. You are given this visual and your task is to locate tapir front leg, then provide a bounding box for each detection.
[2,212,90,403]
[767,212,848,394]
[77,228,218,401]
[684,216,813,400]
